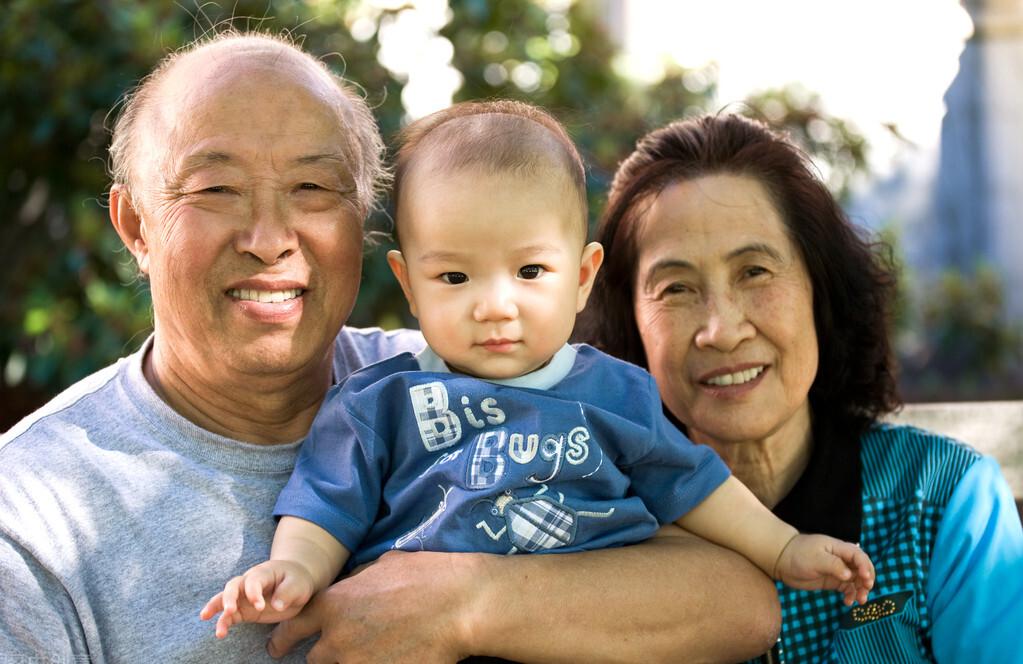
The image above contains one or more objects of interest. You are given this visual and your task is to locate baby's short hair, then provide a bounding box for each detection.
[393,100,587,243]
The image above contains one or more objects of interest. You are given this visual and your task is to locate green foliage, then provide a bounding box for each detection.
[1,0,877,428]
[899,266,1023,401]
[1,1,184,413]
[744,86,869,201]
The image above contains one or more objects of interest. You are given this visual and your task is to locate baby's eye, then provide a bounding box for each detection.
[441,272,468,285]
[518,265,544,280]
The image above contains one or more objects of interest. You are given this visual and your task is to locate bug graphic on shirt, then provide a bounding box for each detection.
[393,484,453,550]
[474,484,615,554]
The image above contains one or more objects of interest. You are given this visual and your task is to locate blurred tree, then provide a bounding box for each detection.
[899,265,1023,401]
[1,0,873,429]
[744,85,869,202]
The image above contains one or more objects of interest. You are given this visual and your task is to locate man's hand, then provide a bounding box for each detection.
[267,550,484,663]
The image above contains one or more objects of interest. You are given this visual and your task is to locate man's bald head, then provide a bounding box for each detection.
[108,32,384,215]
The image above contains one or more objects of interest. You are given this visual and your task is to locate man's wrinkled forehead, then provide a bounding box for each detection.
[131,42,360,191]
[157,42,340,124]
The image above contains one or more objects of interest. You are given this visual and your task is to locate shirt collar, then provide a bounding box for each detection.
[415,344,577,390]
[772,416,863,542]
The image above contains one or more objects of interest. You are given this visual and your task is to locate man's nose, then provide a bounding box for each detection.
[693,292,755,351]
[234,194,298,265]
[473,281,518,322]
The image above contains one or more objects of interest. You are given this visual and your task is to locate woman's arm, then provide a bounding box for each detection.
[268,526,781,663]
[927,456,1023,662]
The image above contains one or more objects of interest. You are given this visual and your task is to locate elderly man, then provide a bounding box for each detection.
[0,33,779,662]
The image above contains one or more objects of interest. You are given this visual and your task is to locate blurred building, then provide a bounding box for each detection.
[932,0,1023,319]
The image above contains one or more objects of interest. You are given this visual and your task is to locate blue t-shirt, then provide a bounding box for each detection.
[275,344,730,567]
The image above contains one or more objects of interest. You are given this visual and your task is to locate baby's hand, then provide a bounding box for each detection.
[199,560,316,638]
[774,534,875,606]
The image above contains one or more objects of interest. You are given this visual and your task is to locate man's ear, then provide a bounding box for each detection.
[386,249,420,319]
[576,241,605,312]
[109,185,150,276]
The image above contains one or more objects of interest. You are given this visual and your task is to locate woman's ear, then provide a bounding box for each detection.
[386,249,420,319]
[576,241,605,312]
[109,185,150,275]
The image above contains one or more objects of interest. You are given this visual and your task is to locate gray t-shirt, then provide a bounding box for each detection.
[0,327,423,663]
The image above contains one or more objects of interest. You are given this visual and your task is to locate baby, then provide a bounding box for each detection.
[201,100,874,638]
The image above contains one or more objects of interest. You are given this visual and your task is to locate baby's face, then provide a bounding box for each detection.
[389,169,601,379]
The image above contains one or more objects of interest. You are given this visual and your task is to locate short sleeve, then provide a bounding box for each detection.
[273,384,389,552]
[0,533,88,657]
[927,455,1023,663]
[622,376,731,524]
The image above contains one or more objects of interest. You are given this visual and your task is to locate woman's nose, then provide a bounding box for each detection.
[693,293,755,351]
[234,194,298,265]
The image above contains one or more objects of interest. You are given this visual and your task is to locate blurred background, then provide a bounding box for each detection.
[2,0,1021,430]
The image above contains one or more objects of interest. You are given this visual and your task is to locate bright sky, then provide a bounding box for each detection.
[362,0,973,176]
[618,0,974,174]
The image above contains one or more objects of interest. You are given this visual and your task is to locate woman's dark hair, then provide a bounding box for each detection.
[581,113,900,437]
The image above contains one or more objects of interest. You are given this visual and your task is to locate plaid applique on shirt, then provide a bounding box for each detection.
[504,495,577,552]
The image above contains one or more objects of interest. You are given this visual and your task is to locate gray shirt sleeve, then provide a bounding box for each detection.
[0,534,89,660]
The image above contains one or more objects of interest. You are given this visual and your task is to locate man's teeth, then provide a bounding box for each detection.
[227,288,303,303]
[706,366,765,387]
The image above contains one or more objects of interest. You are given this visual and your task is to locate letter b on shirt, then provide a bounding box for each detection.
[410,382,462,451]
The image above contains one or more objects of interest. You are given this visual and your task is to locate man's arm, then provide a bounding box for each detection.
[0,534,88,659]
[269,526,780,663]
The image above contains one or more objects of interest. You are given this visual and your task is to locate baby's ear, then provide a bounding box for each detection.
[576,242,605,312]
[386,250,420,319]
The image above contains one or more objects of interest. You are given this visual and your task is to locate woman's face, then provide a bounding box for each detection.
[632,174,818,451]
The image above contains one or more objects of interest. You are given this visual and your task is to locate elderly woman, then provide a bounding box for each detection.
[583,114,1023,662]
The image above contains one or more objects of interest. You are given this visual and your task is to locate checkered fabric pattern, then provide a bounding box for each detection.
[409,381,462,451]
[505,495,577,552]
[756,426,978,663]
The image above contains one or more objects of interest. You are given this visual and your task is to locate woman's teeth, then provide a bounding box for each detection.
[706,366,765,387]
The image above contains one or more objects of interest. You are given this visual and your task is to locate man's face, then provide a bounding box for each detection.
[131,53,363,381]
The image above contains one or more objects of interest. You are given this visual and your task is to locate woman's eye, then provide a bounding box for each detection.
[660,282,691,297]
[298,182,322,191]
[441,272,468,285]
[744,266,769,279]
[518,265,544,280]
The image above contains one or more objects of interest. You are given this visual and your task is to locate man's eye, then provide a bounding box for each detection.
[298,182,323,191]
[518,265,544,280]
[441,272,468,285]
[202,186,231,194]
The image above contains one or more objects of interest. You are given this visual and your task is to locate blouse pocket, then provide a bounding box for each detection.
[829,591,932,663]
